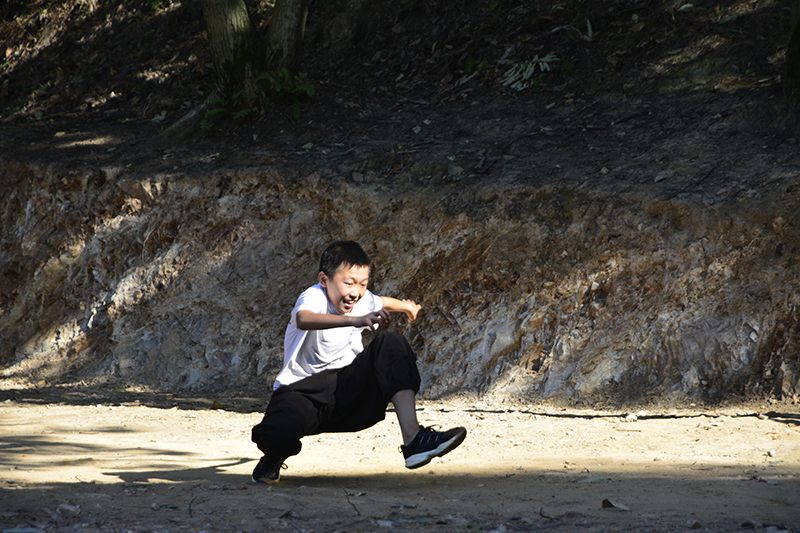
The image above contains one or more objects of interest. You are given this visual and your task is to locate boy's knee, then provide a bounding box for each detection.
[251,390,313,459]
[371,333,421,398]
[252,416,304,459]
[253,422,302,454]
[390,356,421,393]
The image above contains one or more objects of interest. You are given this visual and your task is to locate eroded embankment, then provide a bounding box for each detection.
[1,161,798,403]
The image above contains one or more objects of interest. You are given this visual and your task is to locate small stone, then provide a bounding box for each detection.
[56,503,80,517]
[601,499,630,511]
[448,164,464,177]
[687,519,702,529]
[741,518,762,529]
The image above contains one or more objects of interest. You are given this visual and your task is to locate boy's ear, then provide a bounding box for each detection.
[318,271,328,287]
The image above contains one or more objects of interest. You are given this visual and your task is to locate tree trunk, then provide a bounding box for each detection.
[265,0,310,71]
[786,0,800,106]
[201,0,257,102]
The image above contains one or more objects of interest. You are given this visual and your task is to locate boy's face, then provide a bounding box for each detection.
[319,263,370,315]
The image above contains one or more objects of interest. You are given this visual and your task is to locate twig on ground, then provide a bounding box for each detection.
[343,488,361,515]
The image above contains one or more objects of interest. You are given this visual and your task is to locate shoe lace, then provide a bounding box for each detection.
[268,462,288,473]
[418,425,443,439]
[399,425,442,453]
[260,459,288,473]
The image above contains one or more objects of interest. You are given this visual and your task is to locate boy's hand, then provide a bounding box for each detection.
[402,299,422,321]
[363,308,391,330]
[379,296,422,322]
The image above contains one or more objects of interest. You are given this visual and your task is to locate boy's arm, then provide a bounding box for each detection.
[380,296,422,322]
[296,309,390,331]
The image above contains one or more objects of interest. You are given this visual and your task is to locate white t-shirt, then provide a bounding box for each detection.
[273,283,383,390]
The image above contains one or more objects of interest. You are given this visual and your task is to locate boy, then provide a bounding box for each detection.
[251,241,467,483]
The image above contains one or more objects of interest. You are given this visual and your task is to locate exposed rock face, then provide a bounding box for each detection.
[1,161,798,403]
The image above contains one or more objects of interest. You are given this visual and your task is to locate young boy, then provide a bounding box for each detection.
[251,240,467,483]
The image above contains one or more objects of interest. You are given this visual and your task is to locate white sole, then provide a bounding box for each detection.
[405,429,467,469]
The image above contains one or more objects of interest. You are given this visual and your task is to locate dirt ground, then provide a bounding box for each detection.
[1,392,799,533]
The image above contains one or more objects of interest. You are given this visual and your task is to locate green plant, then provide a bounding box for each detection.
[256,68,315,120]
[257,68,314,97]
[200,98,229,130]
[465,58,487,76]
[200,92,257,130]
[231,90,258,118]
[200,69,315,129]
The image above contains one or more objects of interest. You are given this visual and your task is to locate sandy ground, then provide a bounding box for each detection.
[1,396,799,533]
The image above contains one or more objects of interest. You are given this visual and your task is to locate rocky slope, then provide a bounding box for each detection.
[1,117,798,404]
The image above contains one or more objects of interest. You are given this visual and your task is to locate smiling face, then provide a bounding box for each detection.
[319,262,370,315]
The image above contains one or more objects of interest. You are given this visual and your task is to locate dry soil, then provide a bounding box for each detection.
[2,395,799,533]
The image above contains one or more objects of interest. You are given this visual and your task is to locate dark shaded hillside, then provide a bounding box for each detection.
[1,0,794,130]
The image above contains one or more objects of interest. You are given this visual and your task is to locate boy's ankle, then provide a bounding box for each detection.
[402,424,422,446]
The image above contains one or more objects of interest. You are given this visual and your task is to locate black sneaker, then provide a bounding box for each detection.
[252,457,286,484]
[401,425,467,469]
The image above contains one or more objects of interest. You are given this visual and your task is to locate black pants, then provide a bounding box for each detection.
[251,332,421,462]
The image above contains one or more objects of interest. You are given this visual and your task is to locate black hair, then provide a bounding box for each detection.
[319,241,371,277]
